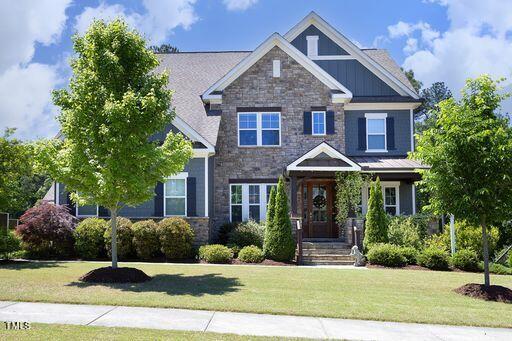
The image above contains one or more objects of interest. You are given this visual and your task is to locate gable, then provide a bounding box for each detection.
[291,24,349,56]
[287,142,361,172]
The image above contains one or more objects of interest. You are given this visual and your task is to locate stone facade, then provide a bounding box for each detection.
[186,217,210,246]
[212,46,346,235]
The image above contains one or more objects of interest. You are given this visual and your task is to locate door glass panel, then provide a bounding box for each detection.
[312,185,327,222]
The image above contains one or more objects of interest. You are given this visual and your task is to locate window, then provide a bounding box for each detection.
[357,182,400,217]
[238,112,280,146]
[306,35,319,57]
[384,187,398,216]
[312,111,326,135]
[77,204,98,217]
[230,183,277,222]
[365,113,387,152]
[164,173,187,216]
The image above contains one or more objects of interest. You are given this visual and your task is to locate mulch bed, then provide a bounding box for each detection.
[454,283,512,303]
[79,266,151,283]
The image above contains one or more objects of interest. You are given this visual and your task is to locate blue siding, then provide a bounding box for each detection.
[345,110,411,156]
[291,24,349,56]
[399,182,413,215]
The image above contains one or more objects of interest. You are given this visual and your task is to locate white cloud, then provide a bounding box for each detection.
[223,0,258,11]
[404,38,418,54]
[75,0,198,45]
[387,0,512,114]
[0,0,70,139]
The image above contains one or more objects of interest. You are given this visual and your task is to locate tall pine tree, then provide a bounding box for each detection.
[363,178,388,251]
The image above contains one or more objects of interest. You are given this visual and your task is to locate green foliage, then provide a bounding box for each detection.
[486,262,512,275]
[227,243,241,258]
[263,176,295,261]
[132,220,160,260]
[416,82,453,133]
[439,220,500,259]
[264,186,276,247]
[452,249,479,272]
[74,218,107,259]
[238,245,264,263]
[364,178,388,251]
[400,246,419,265]
[158,217,194,259]
[228,220,264,248]
[0,231,20,259]
[148,44,179,53]
[402,68,423,93]
[35,19,193,267]
[418,246,450,270]
[198,244,233,264]
[509,252,512,268]
[216,222,236,245]
[367,244,406,267]
[388,216,422,250]
[424,233,448,251]
[104,217,134,259]
[335,171,369,223]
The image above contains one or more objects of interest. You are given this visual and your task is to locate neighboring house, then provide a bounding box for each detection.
[47,12,426,247]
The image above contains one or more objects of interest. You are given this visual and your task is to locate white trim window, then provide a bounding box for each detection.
[238,112,281,147]
[359,181,400,216]
[164,172,188,216]
[230,183,277,222]
[365,113,387,152]
[312,111,326,135]
[306,35,319,57]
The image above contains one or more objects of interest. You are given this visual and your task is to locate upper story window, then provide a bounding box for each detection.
[312,111,326,135]
[306,35,319,58]
[365,113,387,152]
[164,172,188,216]
[238,112,280,147]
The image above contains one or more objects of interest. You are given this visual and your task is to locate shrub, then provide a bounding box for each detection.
[0,231,20,259]
[509,252,512,269]
[158,217,194,259]
[400,246,418,265]
[228,220,264,248]
[424,233,448,251]
[418,246,450,270]
[452,249,479,272]
[132,220,160,260]
[74,218,107,259]
[487,262,512,275]
[216,222,236,245]
[366,243,406,267]
[16,202,77,258]
[198,244,233,263]
[388,216,422,250]
[227,243,241,258]
[441,220,499,260]
[363,178,388,251]
[263,176,295,261]
[104,217,134,259]
[238,245,264,263]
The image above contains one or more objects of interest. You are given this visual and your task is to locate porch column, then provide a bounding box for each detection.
[290,175,297,215]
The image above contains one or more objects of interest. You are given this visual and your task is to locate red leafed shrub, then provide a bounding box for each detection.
[16,202,77,258]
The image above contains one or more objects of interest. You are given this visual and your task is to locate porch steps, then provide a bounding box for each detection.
[300,242,355,266]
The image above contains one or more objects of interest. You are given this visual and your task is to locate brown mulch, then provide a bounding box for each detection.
[79,266,151,283]
[454,283,512,303]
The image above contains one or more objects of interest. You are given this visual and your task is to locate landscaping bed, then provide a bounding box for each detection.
[454,283,512,303]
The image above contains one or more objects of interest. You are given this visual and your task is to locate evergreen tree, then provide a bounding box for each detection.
[363,178,388,250]
[263,185,276,252]
[264,177,295,261]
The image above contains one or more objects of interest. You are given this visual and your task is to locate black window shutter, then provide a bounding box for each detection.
[66,192,76,216]
[386,117,395,150]
[187,177,197,217]
[303,112,312,134]
[98,206,110,217]
[154,182,164,217]
[326,111,335,134]
[358,117,366,150]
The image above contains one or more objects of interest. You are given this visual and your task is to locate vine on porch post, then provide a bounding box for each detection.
[334,172,370,233]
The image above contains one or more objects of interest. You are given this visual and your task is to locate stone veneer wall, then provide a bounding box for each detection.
[212,46,346,236]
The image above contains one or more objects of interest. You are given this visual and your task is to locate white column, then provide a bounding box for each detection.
[204,156,209,217]
[412,184,416,214]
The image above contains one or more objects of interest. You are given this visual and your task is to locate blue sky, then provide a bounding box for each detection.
[2,0,512,140]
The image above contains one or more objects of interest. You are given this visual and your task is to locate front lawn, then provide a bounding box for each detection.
[0,261,511,327]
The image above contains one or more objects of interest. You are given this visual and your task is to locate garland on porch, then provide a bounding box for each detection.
[334,172,370,227]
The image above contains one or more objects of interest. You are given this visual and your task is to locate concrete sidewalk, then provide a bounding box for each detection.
[0,301,510,340]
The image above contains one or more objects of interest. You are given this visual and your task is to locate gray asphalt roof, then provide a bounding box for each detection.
[156,49,417,146]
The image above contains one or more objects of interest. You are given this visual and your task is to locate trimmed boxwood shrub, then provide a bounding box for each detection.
[104,217,134,259]
[74,218,107,259]
[16,202,77,258]
[400,246,418,265]
[452,249,479,272]
[367,243,406,267]
[228,220,264,248]
[227,243,241,258]
[158,217,194,259]
[487,262,512,275]
[216,222,236,245]
[418,246,450,270]
[198,244,233,263]
[0,231,20,259]
[238,245,264,263]
[132,220,160,260]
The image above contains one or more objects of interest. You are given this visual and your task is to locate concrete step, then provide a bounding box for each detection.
[302,248,352,256]
[302,242,352,250]
[302,259,355,266]
[302,254,354,261]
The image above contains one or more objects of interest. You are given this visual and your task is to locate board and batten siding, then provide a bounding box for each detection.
[399,182,413,215]
[345,109,411,156]
[291,24,350,56]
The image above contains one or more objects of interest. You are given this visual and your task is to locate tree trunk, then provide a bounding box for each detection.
[481,216,490,287]
[111,208,118,269]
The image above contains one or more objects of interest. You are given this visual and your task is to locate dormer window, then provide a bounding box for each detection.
[306,35,319,57]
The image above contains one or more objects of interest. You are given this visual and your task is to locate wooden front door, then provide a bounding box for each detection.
[303,180,337,238]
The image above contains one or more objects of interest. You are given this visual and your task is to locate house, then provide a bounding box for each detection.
[47,12,426,249]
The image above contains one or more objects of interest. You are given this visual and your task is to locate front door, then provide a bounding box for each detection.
[303,180,337,238]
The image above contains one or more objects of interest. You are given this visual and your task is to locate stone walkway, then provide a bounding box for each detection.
[0,301,510,340]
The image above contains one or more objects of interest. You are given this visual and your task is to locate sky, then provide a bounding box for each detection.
[1,0,512,140]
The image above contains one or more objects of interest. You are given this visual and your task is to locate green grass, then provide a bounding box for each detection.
[0,323,291,340]
[0,261,511,327]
